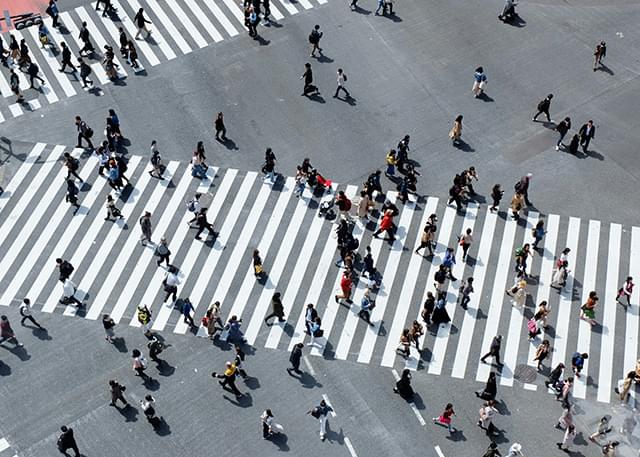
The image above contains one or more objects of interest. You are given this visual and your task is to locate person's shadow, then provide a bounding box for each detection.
[308,93,326,104]
[596,64,614,75]
[218,137,239,151]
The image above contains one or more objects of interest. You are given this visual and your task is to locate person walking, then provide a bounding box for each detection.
[531,219,546,250]
[65,179,81,213]
[532,94,553,122]
[472,67,487,98]
[373,209,396,241]
[589,416,612,444]
[262,148,277,183]
[149,141,164,179]
[0,315,23,347]
[78,22,95,57]
[132,349,150,380]
[551,260,570,289]
[393,368,414,399]
[214,112,227,141]
[557,424,576,451]
[195,208,216,241]
[225,315,246,344]
[139,211,153,245]
[482,443,501,457]
[545,362,564,389]
[515,173,533,206]
[76,58,93,88]
[162,266,179,303]
[56,258,75,282]
[202,302,223,339]
[615,371,636,404]
[356,190,374,220]
[58,42,76,73]
[102,313,116,343]
[300,63,319,96]
[108,379,128,407]
[578,120,595,153]
[489,184,503,213]
[421,292,435,326]
[212,361,242,397]
[234,344,248,378]
[554,117,571,151]
[458,277,474,310]
[287,342,304,375]
[616,276,634,307]
[532,339,550,371]
[308,399,333,441]
[186,193,202,226]
[571,352,588,378]
[47,0,60,28]
[478,400,500,436]
[506,277,527,308]
[335,190,353,221]
[359,288,375,326]
[9,69,24,104]
[432,403,456,433]
[63,152,82,182]
[385,149,397,177]
[334,269,354,304]
[415,214,437,256]
[449,115,463,145]
[481,335,504,367]
[333,68,350,99]
[74,116,94,149]
[264,292,285,325]
[19,298,43,329]
[476,371,497,400]
[154,237,171,267]
[459,228,473,261]
[510,192,525,220]
[593,42,606,71]
[307,316,323,347]
[308,25,323,57]
[305,303,318,335]
[134,8,152,39]
[57,426,80,457]
[27,62,45,89]
[181,298,196,328]
[137,304,153,338]
[580,291,598,326]
[253,249,264,278]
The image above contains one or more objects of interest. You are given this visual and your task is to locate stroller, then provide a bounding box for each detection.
[307,168,333,195]
[318,199,336,220]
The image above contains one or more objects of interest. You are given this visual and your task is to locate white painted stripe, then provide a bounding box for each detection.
[183,0,224,43]
[303,355,316,376]
[199,0,239,37]
[263,0,285,20]
[26,26,77,97]
[550,217,581,371]
[500,212,538,386]
[405,204,457,371]
[310,187,369,356]
[475,218,518,382]
[393,369,428,426]
[380,197,439,367]
[220,0,247,26]
[264,186,336,349]
[0,155,114,307]
[74,7,128,78]
[0,143,45,214]
[296,0,313,9]
[321,394,336,417]
[12,30,59,104]
[145,0,192,55]
[244,181,310,344]
[27,99,42,111]
[91,6,145,73]
[8,52,31,93]
[56,13,109,84]
[163,1,208,48]
[344,437,359,457]
[174,172,268,335]
[0,438,9,452]
[0,64,11,98]
[9,104,23,117]
[451,210,498,378]
[107,165,195,322]
[122,0,176,60]
[274,0,298,15]
[434,446,445,457]
[287,186,355,352]
[623,227,640,378]
[357,196,416,364]
[573,220,600,398]
[62,162,176,316]
[525,214,559,369]
[316,0,328,4]
[0,110,4,122]
[428,203,479,375]
[597,223,621,403]
[523,383,538,391]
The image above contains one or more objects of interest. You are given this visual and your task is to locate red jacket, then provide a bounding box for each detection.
[340,272,352,293]
[379,212,394,231]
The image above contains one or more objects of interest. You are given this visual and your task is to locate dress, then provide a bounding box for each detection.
[431,300,450,325]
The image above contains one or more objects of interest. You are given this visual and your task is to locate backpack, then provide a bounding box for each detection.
[61,261,74,275]
[344,198,352,211]
[186,199,197,212]
[537,100,546,111]
[70,157,80,170]
[85,127,94,138]
[45,5,53,15]
[515,247,524,258]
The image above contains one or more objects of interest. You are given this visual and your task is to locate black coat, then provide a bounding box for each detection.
[289,346,302,364]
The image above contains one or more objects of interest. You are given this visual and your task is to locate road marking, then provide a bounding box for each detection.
[344,437,359,457]
[321,394,336,417]
[434,445,445,457]
[8,103,23,117]
[13,29,59,104]
[183,0,224,43]
[623,228,640,379]
[163,0,208,48]
[0,438,9,452]
[303,355,316,376]
[27,25,77,97]
[523,383,537,391]
[391,369,426,426]
[57,13,109,84]
[199,0,238,37]
[122,0,176,60]
[145,0,192,55]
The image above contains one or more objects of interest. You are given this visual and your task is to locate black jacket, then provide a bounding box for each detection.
[579,123,595,139]
[289,345,302,364]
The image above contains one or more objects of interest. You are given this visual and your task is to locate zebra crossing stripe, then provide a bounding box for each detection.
[623,227,640,375]
[12,30,59,104]
[0,438,9,452]
[0,63,11,98]
[597,223,621,403]
[475,218,518,382]
[550,217,581,371]
[296,0,314,10]
[163,0,208,49]
[428,203,479,376]
[450,209,498,378]
[501,211,538,387]
[264,186,335,349]
[380,197,438,367]
[8,104,23,117]
[106,164,194,322]
[0,110,4,122]
[27,26,77,97]
[573,220,600,398]
[122,0,176,60]
[0,143,45,214]
[199,0,239,37]
[275,0,299,15]
[145,0,193,55]
[220,0,247,27]
[183,0,224,43]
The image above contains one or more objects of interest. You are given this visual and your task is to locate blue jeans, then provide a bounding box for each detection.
[375,0,384,13]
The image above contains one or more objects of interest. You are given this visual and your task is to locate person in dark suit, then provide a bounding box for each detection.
[578,120,595,153]
[287,343,303,375]
[57,426,80,457]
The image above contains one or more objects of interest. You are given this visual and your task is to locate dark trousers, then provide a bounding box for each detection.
[195,223,215,239]
[358,309,372,324]
[219,376,241,395]
[183,312,195,327]
[448,195,462,209]
[58,443,80,457]
[67,168,82,181]
[135,366,150,380]
[334,84,350,98]
[481,350,502,365]
[60,59,76,72]
[557,131,568,147]
[29,74,45,87]
[263,421,270,438]
[580,136,592,152]
[458,294,470,309]
[264,312,284,323]
[77,132,93,148]
[51,14,59,28]
[490,197,500,210]
[81,73,93,87]
[216,126,226,140]
[289,359,301,373]
[157,254,170,266]
[80,40,94,55]
[462,243,471,259]
[163,286,177,303]
[533,109,550,122]
[21,314,42,328]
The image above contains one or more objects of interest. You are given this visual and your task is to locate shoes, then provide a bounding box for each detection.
[555,146,560,151]
[532,118,536,122]
[195,236,202,240]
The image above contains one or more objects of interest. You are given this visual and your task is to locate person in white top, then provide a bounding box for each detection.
[162,266,180,303]
[19,298,43,329]
[333,68,351,99]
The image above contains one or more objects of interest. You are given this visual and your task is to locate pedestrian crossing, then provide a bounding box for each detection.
[1,142,639,405]
[0,0,329,122]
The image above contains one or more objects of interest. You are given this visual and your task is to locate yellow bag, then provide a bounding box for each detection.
[254,264,263,275]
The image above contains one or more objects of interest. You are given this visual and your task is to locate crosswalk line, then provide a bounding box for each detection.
[106,164,194,322]
[200,0,240,37]
[275,0,299,15]
[428,203,479,376]
[220,0,248,27]
[163,1,208,49]
[550,217,581,371]
[12,30,59,104]
[406,204,457,371]
[288,186,358,352]
[597,223,621,403]
[264,186,335,349]
[380,197,438,367]
[0,63,12,98]
[145,0,193,55]
[136,168,235,328]
[296,0,314,9]
[153,171,257,332]
[265,1,285,20]
[501,211,538,386]
[7,103,22,117]
[0,155,112,308]
[107,0,161,66]
[0,143,45,214]
[450,209,498,378]
[525,214,559,371]
[0,110,4,123]
[26,27,77,97]
[357,196,417,365]
[475,218,518,382]
[122,0,176,60]
[623,227,640,376]
[232,179,301,344]
[27,99,42,111]
[183,0,224,43]
[60,157,156,316]
[573,220,600,398]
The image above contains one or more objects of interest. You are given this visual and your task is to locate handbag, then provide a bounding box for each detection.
[310,407,321,418]
[254,264,263,275]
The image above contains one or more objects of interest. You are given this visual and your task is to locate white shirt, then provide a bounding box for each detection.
[337,72,346,86]
[19,302,32,316]
[165,272,180,287]
[63,279,77,297]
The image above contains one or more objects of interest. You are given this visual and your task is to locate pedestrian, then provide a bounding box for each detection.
[571,352,588,378]
[555,117,571,151]
[264,292,285,325]
[0,37,8,65]
[137,304,153,338]
[532,94,553,122]
[415,214,437,256]
[433,265,448,295]
[225,315,246,344]
[506,443,523,457]
[102,313,116,343]
[374,0,384,15]
[421,292,435,326]
[593,42,606,71]
[506,277,527,308]
[616,276,634,307]
[78,22,95,56]
[203,302,223,339]
[442,247,458,281]
[545,362,564,389]
[578,120,595,153]
[148,140,164,179]
[602,441,619,457]
[108,379,128,407]
[261,409,274,439]
[74,116,94,149]
[482,443,501,457]
[556,404,573,430]
[19,298,43,329]
[396,328,411,357]
[252,249,265,278]
[580,291,598,326]
[489,184,503,213]
[510,192,525,220]
[263,0,271,21]
[65,179,81,213]
[9,69,24,104]
[132,349,150,380]
[373,209,396,241]
[212,361,242,397]
[214,112,227,141]
[307,316,323,347]
[56,258,75,282]
[408,320,424,351]
[385,149,397,177]
[301,62,318,96]
[395,135,410,172]
[57,426,79,457]
[8,35,19,62]
[58,42,76,73]
[459,228,473,261]
[287,342,304,375]
[126,40,139,69]
[356,191,374,220]
[134,8,152,39]
[61,278,84,307]
[358,288,375,326]
[140,394,158,425]
[515,173,533,206]
[589,416,611,444]
[432,403,456,433]
[262,148,277,183]
[305,303,318,335]
[454,277,473,310]
[193,208,215,241]
[478,400,500,436]
[147,335,165,362]
[95,0,113,16]
[333,68,350,99]
[531,338,550,370]
[476,371,497,400]
[139,211,152,245]
[162,266,179,303]
[47,0,60,28]
[27,62,45,88]
[0,315,23,347]
[308,399,333,441]
[154,237,171,267]
[308,25,323,57]
[472,67,487,98]
[481,335,504,367]
[448,181,463,209]
[180,298,196,327]
[551,260,569,289]
[77,58,93,88]
[557,424,576,451]
[615,371,635,404]
[556,377,573,407]
[531,219,545,250]
[449,115,463,145]
[393,368,414,399]
[334,190,353,221]
[334,269,354,304]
